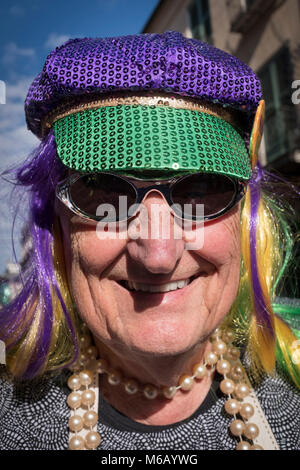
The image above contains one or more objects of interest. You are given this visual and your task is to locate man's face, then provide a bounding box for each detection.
[59,182,241,362]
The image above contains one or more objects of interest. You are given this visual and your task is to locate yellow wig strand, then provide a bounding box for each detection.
[46,218,81,372]
[6,297,40,377]
[274,314,300,387]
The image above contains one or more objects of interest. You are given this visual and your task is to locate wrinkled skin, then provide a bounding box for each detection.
[59,190,241,424]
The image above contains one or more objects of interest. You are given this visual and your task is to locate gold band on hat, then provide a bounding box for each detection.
[42,91,244,137]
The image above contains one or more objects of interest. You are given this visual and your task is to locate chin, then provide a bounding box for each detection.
[119,321,208,359]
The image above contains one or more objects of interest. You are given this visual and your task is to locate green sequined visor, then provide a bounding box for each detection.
[52,105,251,180]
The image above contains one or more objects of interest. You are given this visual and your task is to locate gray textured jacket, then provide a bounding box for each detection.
[0,363,300,450]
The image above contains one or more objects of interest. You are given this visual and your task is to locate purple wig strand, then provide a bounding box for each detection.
[0,130,79,379]
[249,163,274,335]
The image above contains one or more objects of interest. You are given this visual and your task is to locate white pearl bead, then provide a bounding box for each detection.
[67,391,82,409]
[162,386,177,399]
[224,398,240,415]
[205,351,218,366]
[234,383,250,399]
[236,440,251,450]
[124,379,139,395]
[210,328,221,340]
[108,370,122,386]
[67,374,81,391]
[216,359,231,375]
[230,364,244,381]
[222,330,234,343]
[79,370,93,387]
[240,403,254,420]
[212,339,227,356]
[85,431,101,449]
[244,422,259,440]
[230,419,245,436]
[69,435,85,450]
[220,378,235,395]
[83,410,98,428]
[143,384,158,399]
[68,415,84,432]
[192,363,207,379]
[81,389,96,407]
[178,375,194,391]
[227,345,240,360]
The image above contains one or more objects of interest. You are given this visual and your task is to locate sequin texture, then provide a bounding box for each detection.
[25,32,262,148]
[53,105,251,180]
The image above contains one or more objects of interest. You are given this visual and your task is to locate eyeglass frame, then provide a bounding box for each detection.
[55,171,247,223]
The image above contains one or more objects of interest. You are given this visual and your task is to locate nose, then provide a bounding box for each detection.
[126,190,185,274]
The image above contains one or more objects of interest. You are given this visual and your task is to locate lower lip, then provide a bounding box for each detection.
[116,277,199,303]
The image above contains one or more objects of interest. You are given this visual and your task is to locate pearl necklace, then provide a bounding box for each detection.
[66,326,263,450]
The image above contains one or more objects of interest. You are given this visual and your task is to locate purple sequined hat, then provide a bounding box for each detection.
[25,31,262,142]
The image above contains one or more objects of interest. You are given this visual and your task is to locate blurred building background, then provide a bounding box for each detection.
[142,0,300,179]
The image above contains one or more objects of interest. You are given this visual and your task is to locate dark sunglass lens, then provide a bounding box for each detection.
[171,174,236,219]
[69,174,136,220]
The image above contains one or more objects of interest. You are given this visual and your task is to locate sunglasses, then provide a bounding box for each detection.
[56,171,247,223]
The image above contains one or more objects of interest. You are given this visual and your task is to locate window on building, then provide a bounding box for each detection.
[188,0,212,44]
[258,45,296,163]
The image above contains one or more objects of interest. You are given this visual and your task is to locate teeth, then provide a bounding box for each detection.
[125,279,190,293]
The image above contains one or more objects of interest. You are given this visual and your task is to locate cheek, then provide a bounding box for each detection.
[199,214,241,267]
[65,220,127,277]
[193,212,241,315]
[60,217,128,333]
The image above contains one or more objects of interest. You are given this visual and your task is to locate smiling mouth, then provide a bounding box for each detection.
[118,275,200,293]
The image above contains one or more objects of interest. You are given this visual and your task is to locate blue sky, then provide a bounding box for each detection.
[0,0,159,274]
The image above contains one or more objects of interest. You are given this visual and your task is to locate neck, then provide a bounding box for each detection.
[94,338,215,425]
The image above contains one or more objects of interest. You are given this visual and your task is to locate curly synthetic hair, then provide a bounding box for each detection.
[0,131,300,387]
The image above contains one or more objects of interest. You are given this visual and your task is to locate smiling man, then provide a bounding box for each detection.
[0,32,300,451]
